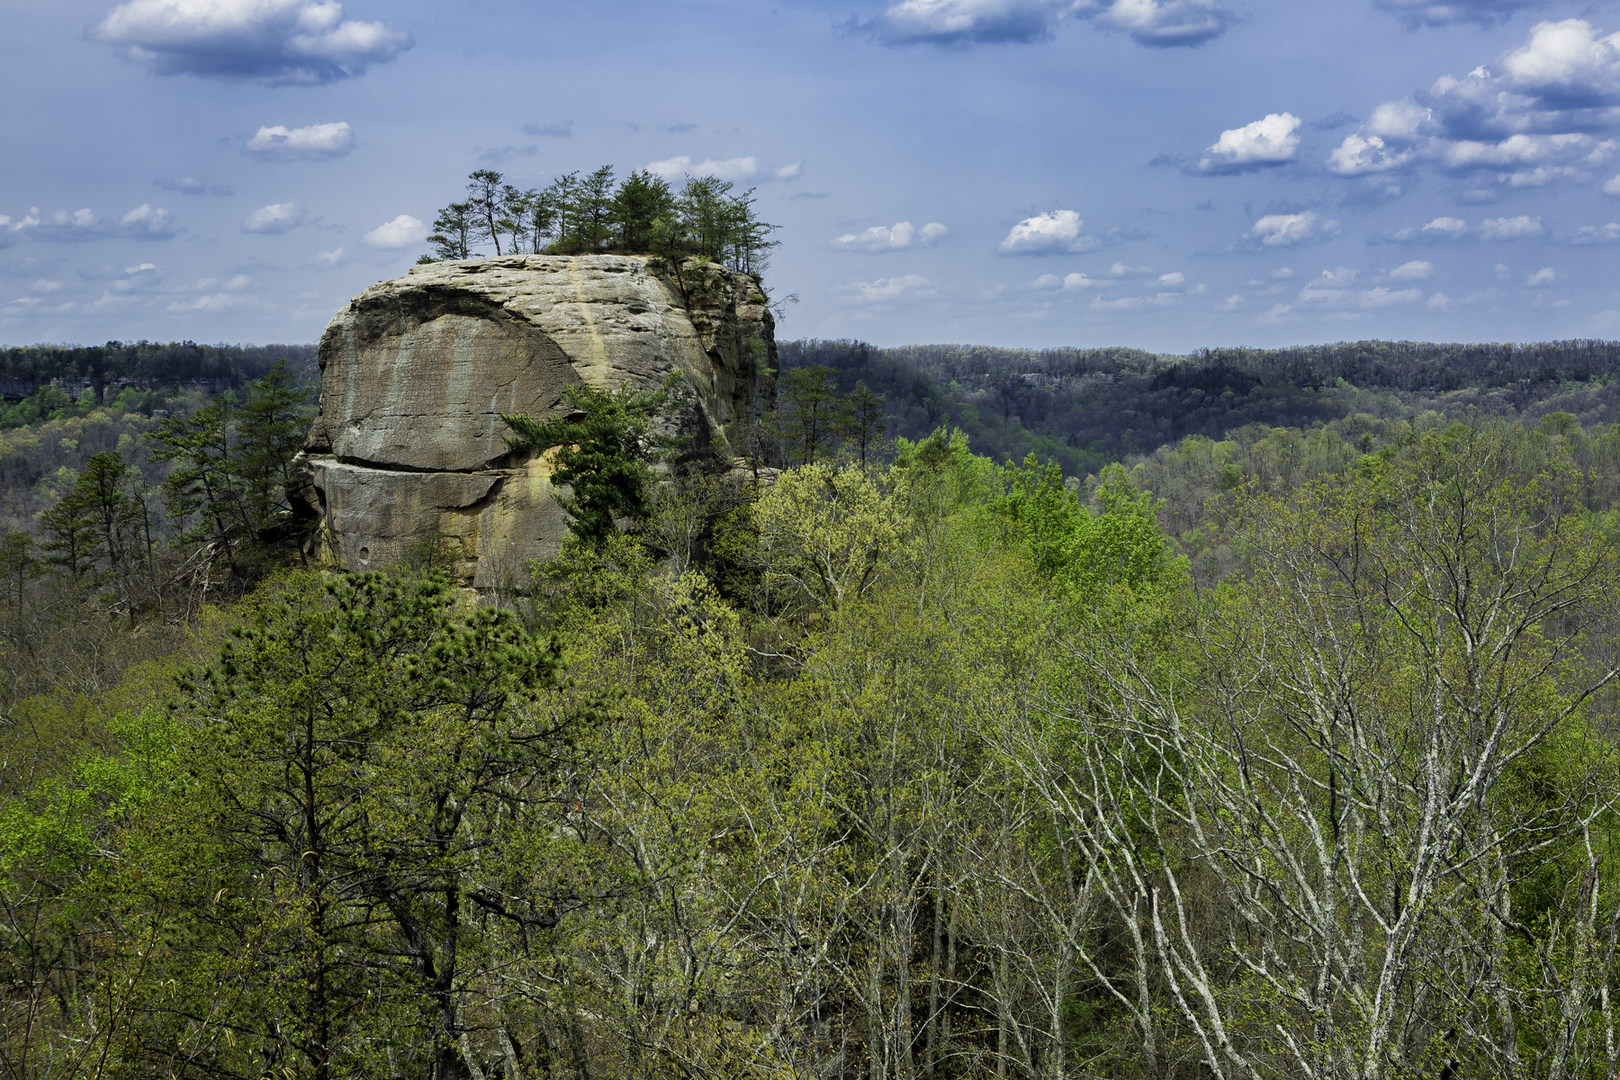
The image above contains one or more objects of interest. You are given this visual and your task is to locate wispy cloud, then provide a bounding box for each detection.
[847,275,938,303]
[1374,0,1548,30]
[1573,222,1620,243]
[475,145,539,165]
[156,176,233,196]
[2,204,180,243]
[521,120,574,137]
[852,0,1235,47]
[1294,267,1426,310]
[1380,214,1542,242]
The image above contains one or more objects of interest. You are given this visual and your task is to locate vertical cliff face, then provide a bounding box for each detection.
[298,254,776,587]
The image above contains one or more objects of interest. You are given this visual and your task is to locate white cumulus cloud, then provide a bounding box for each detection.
[119,203,180,239]
[1427,22,1620,144]
[833,221,948,252]
[1327,101,1438,175]
[363,214,426,249]
[245,122,355,161]
[1199,113,1301,172]
[858,0,1075,45]
[1249,211,1336,247]
[1423,216,1469,238]
[1478,214,1543,239]
[998,209,1097,254]
[1080,0,1238,46]
[1367,100,1433,140]
[242,202,305,234]
[93,0,412,85]
[1327,133,1413,176]
[1526,265,1559,285]
[1327,21,1620,191]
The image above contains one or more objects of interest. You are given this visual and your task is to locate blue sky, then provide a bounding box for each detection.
[5,0,1620,352]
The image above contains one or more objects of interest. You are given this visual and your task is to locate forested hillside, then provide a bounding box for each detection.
[0,342,316,534]
[0,341,316,400]
[781,338,1620,474]
[5,396,1620,1078]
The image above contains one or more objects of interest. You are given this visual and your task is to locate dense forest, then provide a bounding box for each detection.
[5,354,1620,1077]
[2,335,1620,1077]
[0,341,316,401]
[0,343,316,536]
[780,338,1620,474]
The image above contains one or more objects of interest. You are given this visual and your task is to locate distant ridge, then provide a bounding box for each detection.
[780,338,1620,473]
[0,340,318,402]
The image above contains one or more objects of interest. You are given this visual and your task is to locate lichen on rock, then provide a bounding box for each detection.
[296,254,776,587]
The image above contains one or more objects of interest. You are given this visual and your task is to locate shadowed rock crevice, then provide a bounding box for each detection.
[296,254,775,588]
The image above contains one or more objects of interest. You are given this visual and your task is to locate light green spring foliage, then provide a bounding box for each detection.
[752,460,912,614]
[7,420,1620,1080]
[992,455,1186,599]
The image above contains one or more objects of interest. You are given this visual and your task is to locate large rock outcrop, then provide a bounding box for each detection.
[298,254,775,587]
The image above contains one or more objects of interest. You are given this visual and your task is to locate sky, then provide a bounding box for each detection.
[6,0,1620,353]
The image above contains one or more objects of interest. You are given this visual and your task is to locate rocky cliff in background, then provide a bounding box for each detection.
[298,254,775,587]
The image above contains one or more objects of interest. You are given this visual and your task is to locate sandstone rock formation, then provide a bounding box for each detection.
[298,255,775,587]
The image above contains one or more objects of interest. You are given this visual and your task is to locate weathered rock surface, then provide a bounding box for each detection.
[298,255,775,587]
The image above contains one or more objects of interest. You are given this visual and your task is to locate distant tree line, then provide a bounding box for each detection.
[782,337,1620,474]
[0,341,317,404]
[423,166,778,277]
